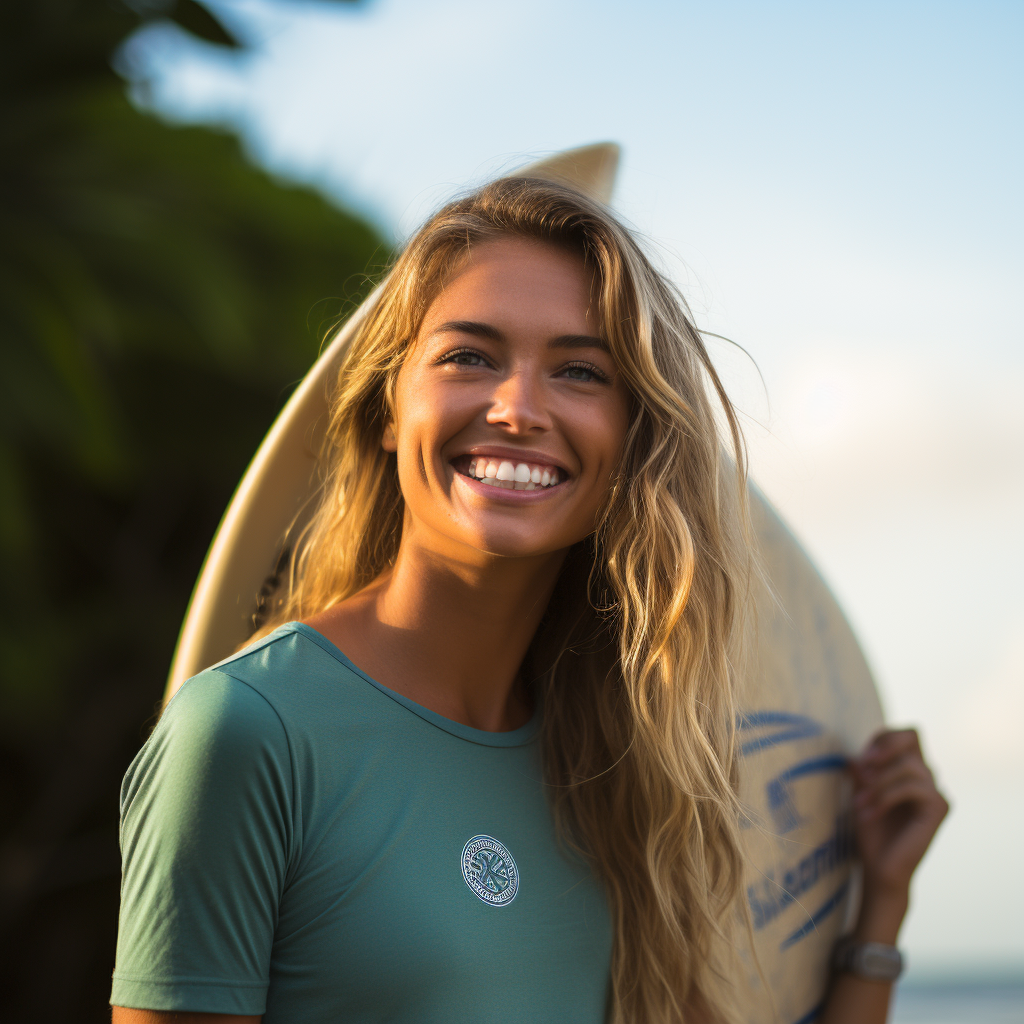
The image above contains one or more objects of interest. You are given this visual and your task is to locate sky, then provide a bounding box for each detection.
[126,0,1024,973]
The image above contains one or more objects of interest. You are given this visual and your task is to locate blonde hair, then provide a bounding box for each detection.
[258,177,754,1023]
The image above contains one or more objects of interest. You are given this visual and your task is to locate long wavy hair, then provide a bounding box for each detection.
[256,176,755,1023]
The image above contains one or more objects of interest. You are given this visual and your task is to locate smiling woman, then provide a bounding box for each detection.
[110,177,946,1024]
[381,237,629,572]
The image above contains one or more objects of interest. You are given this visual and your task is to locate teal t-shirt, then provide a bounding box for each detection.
[111,623,613,1021]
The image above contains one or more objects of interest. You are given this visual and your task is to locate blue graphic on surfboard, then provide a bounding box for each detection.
[736,494,883,1024]
[163,144,885,1024]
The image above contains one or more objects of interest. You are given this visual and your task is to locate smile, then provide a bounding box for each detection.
[453,456,564,491]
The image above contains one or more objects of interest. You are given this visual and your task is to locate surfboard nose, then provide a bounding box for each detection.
[510,142,621,205]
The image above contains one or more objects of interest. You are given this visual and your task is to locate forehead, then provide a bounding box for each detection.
[418,236,597,337]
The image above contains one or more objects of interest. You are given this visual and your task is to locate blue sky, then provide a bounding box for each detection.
[128,0,1024,971]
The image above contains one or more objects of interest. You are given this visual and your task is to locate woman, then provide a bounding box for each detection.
[111,177,947,1023]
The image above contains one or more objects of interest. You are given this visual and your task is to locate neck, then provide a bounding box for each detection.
[315,531,568,733]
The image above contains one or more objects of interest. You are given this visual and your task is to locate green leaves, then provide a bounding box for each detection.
[163,0,242,48]
[2,4,383,1015]
[1,69,384,538]
[1,0,389,722]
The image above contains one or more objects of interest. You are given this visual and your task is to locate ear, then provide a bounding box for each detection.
[381,421,397,452]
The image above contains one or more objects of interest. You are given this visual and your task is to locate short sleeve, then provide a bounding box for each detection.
[111,670,294,1014]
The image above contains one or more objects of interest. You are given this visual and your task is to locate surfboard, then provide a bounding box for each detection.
[165,142,883,1023]
[737,492,883,1022]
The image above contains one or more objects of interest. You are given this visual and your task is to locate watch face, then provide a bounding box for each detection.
[858,944,903,981]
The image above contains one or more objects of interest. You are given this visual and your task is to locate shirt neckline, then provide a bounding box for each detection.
[282,622,540,748]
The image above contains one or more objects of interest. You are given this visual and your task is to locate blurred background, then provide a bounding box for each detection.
[1,1,1020,1021]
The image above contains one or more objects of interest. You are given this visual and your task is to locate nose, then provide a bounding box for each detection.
[484,369,552,435]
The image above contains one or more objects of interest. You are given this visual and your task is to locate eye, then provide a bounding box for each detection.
[438,347,490,368]
[560,360,610,384]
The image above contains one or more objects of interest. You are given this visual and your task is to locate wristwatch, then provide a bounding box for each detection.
[832,936,904,982]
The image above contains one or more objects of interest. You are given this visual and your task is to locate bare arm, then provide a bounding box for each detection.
[112,1009,260,1024]
[818,728,949,1024]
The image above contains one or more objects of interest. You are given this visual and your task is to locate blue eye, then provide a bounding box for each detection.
[562,361,609,383]
[440,348,488,367]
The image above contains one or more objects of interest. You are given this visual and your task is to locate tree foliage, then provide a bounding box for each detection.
[0,2,382,1018]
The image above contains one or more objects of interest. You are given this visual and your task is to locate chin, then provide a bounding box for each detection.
[462,527,568,561]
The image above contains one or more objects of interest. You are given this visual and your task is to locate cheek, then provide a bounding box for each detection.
[389,373,428,489]
[390,372,471,481]
[588,394,631,475]
[391,366,437,451]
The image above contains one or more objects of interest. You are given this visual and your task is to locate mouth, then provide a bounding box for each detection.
[450,454,566,491]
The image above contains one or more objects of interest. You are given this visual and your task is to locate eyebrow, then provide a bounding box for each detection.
[431,320,609,352]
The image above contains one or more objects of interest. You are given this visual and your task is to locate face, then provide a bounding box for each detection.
[383,235,631,564]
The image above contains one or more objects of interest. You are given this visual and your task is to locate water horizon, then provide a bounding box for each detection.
[891,970,1024,1024]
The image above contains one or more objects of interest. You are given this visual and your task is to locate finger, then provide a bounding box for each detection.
[857,728,921,767]
[859,779,949,822]
[854,755,934,805]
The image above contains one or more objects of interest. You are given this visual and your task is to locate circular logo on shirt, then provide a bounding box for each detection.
[461,835,519,907]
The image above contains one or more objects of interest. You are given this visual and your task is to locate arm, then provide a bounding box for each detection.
[112,1010,260,1024]
[818,728,949,1024]
[111,672,292,1020]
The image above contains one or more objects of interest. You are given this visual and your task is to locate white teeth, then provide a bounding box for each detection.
[463,457,563,488]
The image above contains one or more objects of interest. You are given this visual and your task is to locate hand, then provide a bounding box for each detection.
[850,728,949,897]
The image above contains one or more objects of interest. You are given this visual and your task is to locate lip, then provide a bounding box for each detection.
[453,445,571,476]
[453,470,567,504]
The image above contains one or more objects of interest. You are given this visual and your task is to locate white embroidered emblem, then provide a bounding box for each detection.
[461,835,519,906]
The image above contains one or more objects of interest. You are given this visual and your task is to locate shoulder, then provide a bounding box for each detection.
[204,622,413,740]
[201,621,357,711]
[153,623,348,748]
[122,670,293,817]
[144,623,389,781]
[158,667,289,761]
[129,629,346,804]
